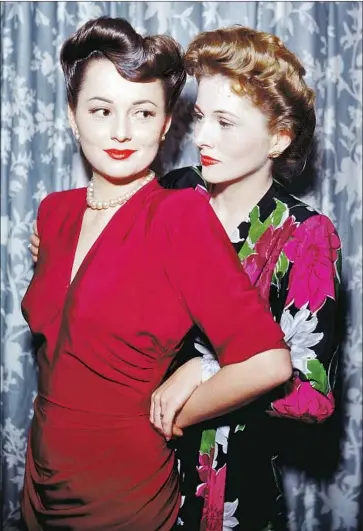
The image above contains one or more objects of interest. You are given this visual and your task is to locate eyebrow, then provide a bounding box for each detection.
[88,97,113,103]
[194,104,238,119]
[88,97,157,107]
[132,99,157,107]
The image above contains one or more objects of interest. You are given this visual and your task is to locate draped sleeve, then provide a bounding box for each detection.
[159,188,287,366]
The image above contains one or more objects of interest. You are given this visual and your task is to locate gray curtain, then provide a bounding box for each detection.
[1,2,361,530]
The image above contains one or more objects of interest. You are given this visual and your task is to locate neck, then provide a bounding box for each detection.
[209,167,273,236]
[91,169,152,202]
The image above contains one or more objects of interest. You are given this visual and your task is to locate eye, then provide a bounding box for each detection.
[90,108,111,118]
[134,110,156,119]
[192,110,203,122]
[218,119,233,129]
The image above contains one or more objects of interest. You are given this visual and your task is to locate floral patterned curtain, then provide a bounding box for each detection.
[1,2,361,530]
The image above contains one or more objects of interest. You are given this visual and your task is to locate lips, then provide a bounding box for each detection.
[104,149,136,160]
[200,155,220,166]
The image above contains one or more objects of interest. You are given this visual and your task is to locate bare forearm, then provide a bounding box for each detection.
[175,348,292,429]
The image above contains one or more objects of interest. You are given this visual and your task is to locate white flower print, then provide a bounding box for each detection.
[223,499,239,530]
[194,337,212,357]
[215,425,230,454]
[280,305,323,374]
[195,338,221,382]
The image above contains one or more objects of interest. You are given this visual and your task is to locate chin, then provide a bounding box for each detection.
[201,166,220,180]
[95,163,149,181]
[202,166,252,186]
[201,167,229,185]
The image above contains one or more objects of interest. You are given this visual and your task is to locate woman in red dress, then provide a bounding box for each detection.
[21,17,292,531]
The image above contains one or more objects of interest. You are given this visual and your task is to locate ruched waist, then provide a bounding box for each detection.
[35,394,149,428]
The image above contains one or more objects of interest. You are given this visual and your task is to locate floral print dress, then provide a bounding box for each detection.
[160,167,342,531]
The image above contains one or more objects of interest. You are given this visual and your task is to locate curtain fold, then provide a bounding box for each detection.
[1,3,361,530]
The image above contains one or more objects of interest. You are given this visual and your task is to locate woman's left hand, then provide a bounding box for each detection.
[150,357,202,440]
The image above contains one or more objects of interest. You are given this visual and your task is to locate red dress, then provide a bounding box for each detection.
[21,178,285,530]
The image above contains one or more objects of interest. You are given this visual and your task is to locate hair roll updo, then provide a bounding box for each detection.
[60,16,186,114]
[185,26,316,179]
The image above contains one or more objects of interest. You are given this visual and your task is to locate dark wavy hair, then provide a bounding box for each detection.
[185,26,316,179]
[60,17,186,114]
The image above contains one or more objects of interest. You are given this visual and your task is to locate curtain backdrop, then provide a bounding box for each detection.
[1,2,362,530]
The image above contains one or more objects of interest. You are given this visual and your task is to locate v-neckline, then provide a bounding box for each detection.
[69,201,115,287]
[68,194,95,288]
[66,178,158,291]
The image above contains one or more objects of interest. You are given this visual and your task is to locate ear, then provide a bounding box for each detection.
[269,130,292,157]
[162,115,172,139]
[67,105,77,135]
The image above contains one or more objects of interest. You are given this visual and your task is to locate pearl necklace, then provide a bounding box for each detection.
[86,170,155,210]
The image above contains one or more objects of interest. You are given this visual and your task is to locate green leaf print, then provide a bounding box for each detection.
[306,359,329,395]
[238,199,288,262]
[248,206,266,244]
[270,199,287,227]
[247,200,289,245]
[272,251,290,286]
[238,240,255,261]
[249,204,261,225]
[234,424,246,433]
[200,429,217,455]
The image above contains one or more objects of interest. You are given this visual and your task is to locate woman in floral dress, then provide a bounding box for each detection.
[162,167,340,531]
[156,26,341,531]
[29,24,341,531]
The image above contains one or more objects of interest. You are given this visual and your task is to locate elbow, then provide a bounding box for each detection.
[271,348,293,386]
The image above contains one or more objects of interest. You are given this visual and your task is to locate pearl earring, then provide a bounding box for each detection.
[74,130,80,143]
[161,134,166,141]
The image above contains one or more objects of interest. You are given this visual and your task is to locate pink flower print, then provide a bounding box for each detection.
[269,376,335,423]
[197,452,227,531]
[196,452,213,496]
[243,217,296,302]
[243,225,275,287]
[284,215,340,313]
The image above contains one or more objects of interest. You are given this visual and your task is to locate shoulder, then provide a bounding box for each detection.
[37,188,86,233]
[289,213,341,255]
[273,181,338,232]
[159,166,205,190]
[153,180,210,218]
[149,181,234,260]
[39,187,85,212]
[271,183,341,256]
[150,180,218,241]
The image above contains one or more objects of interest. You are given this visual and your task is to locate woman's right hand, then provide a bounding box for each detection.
[29,221,40,263]
[150,357,202,440]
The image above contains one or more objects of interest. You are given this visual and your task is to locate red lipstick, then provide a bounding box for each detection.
[104,149,136,160]
[200,155,220,166]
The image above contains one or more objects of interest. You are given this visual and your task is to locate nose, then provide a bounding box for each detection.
[111,115,131,143]
[194,119,213,150]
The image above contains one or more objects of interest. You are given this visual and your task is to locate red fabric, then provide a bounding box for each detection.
[21,179,285,530]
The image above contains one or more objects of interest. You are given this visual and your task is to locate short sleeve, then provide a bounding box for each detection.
[161,190,286,366]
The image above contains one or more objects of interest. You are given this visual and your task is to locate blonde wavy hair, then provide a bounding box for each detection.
[185,26,316,179]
